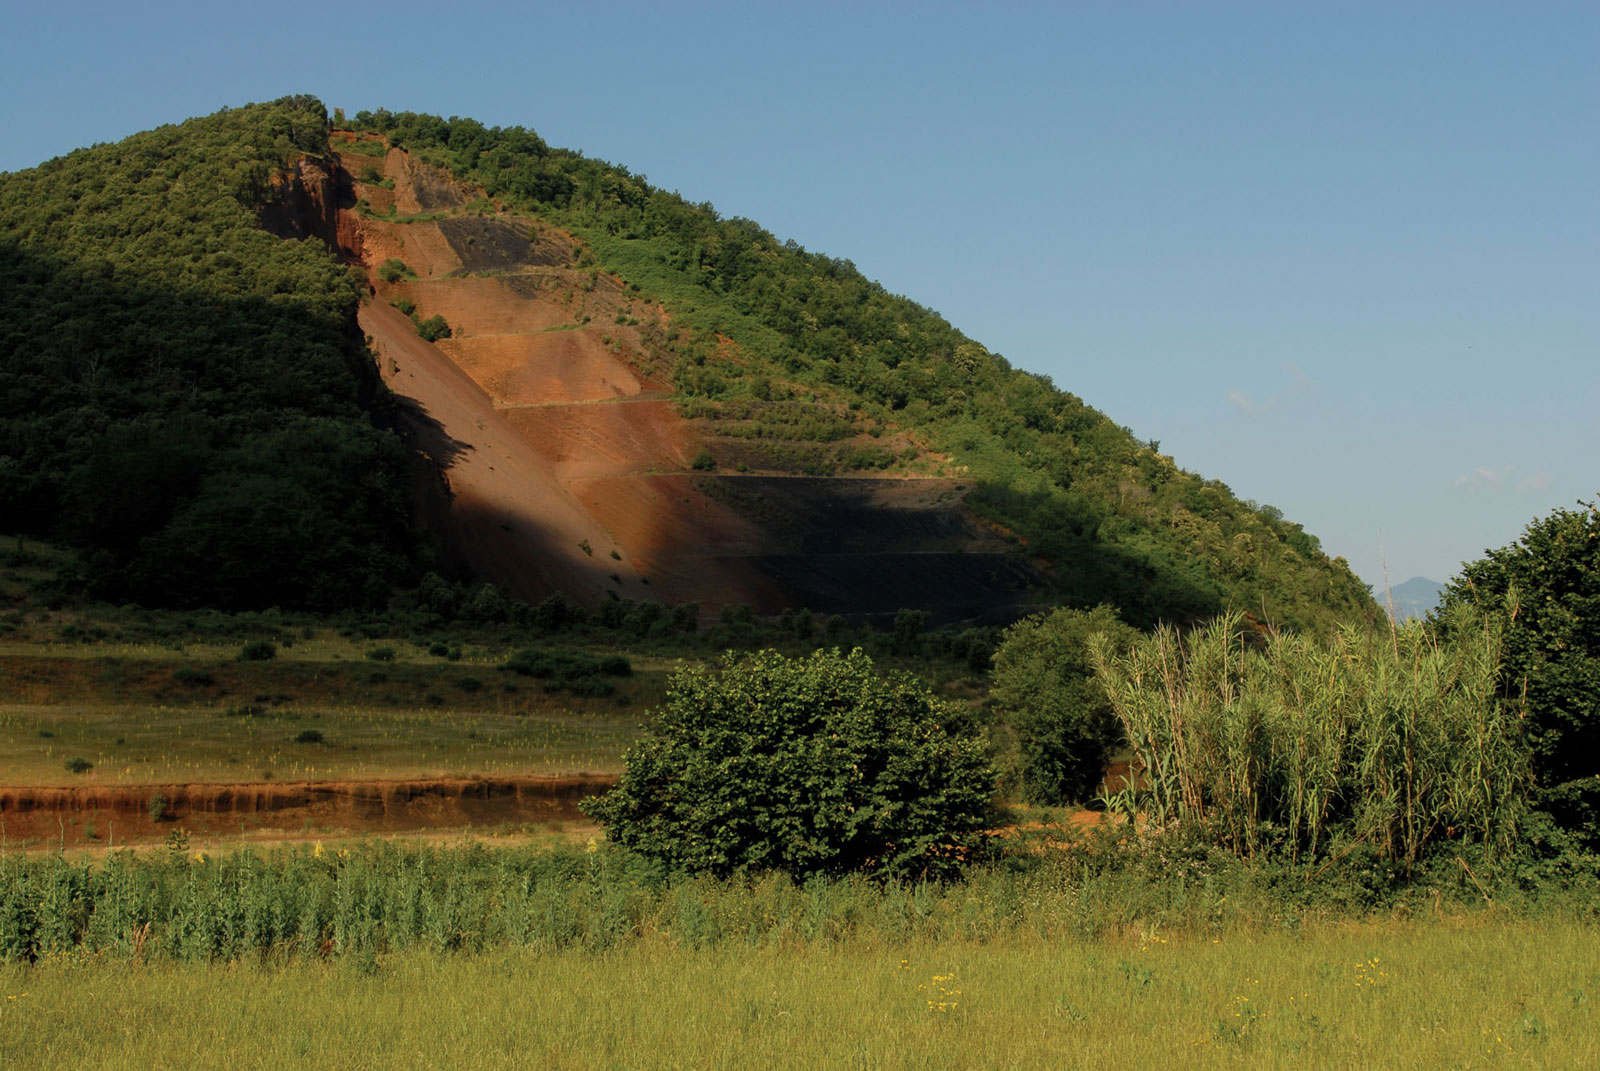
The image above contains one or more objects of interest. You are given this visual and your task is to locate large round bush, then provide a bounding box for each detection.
[583,648,996,880]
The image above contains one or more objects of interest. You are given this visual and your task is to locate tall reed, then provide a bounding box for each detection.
[1089,609,1528,867]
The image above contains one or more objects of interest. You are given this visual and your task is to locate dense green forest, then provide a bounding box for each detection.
[2,96,1372,628]
[351,107,1373,630]
[0,97,418,609]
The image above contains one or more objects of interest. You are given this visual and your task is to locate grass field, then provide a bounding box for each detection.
[0,633,669,784]
[4,918,1595,1069]
[0,701,641,784]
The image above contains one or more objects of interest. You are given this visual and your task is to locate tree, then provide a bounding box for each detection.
[583,648,996,880]
[416,314,452,342]
[990,606,1137,804]
[1435,496,1600,848]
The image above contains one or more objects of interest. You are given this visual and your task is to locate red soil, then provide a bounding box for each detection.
[438,332,645,406]
[346,149,757,608]
[363,301,646,603]
[394,277,574,336]
[0,775,615,850]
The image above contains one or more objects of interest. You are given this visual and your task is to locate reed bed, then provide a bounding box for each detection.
[1091,610,1527,866]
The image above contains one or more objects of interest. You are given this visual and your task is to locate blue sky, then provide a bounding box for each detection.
[4,1,1594,594]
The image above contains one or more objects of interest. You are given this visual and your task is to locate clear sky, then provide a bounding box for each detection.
[4,1,1594,594]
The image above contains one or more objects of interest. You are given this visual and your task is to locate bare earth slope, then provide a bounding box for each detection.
[331,135,1045,621]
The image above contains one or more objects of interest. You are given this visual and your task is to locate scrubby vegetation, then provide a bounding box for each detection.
[989,605,1138,805]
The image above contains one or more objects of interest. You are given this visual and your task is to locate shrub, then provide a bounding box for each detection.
[294,729,325,745]
[171,666,214,687]
[377,258,414,283]
[583,648,997,880]
[364,646,396,662]
[64,757,93,774]
[990,606,1137,805]
[460,583,507,622]
[147,794,168,822]
[501,649,630,684]
[237,639,276,662]
[689,448,716,471]
[1435,496,1600,849]
[416,314,452,342]
[671,602,700,634]
[532,593,575,631]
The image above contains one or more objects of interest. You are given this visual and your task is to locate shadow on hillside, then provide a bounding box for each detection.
[0,239,421,610]
[966,480,1225,630]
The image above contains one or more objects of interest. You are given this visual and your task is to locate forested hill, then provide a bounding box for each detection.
[0,96,418,609]
[0,96,1373,629]
[348,107,1373,630]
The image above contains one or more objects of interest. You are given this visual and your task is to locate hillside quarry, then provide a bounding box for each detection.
[264,134,1046,623]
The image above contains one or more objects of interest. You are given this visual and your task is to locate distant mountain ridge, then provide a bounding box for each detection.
[1382,577,1445,621]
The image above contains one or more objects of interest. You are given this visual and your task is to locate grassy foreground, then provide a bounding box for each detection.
[4,920,1596,1069]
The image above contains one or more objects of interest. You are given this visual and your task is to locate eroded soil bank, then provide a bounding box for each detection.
[0,775,615,849]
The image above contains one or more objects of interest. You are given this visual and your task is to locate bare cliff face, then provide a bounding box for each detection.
[258,154,360,261]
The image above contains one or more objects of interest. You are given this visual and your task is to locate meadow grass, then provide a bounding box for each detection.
[0,702,640,783]
[0,634,668,784]
[3,918,1595,1069]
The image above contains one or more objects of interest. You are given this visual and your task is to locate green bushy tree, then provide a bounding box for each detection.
[583,648,996,880]
[990,606,1137,804]
[1435,496,1600,848]
[416,314,453,342]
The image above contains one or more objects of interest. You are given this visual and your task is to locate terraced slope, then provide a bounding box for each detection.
[329,138,1045,621]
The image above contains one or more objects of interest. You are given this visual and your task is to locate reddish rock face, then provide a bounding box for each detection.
[261,139,1049,624]
[259,154,348,254]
